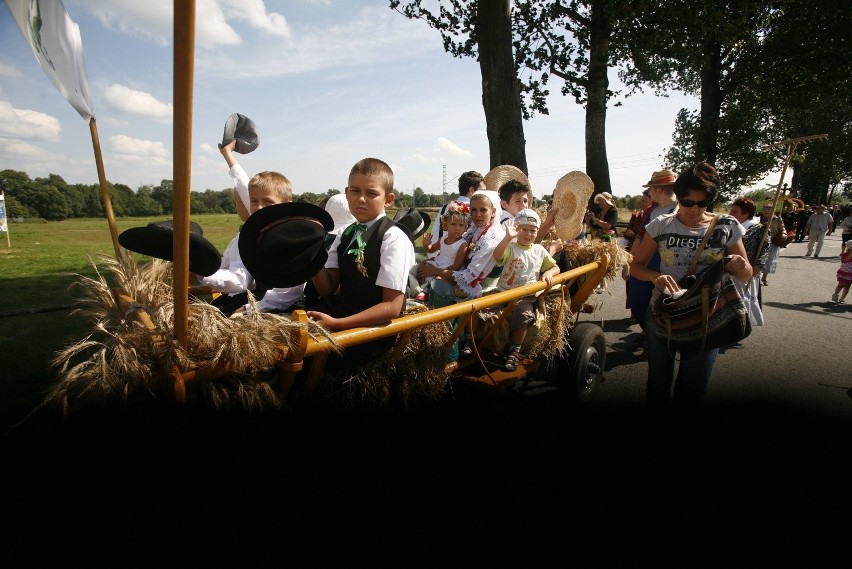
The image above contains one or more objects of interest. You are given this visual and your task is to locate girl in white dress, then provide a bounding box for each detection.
[411,201,471,300]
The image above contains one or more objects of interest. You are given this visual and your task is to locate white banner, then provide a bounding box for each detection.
[4,0,94,121]
[0,192,7,233]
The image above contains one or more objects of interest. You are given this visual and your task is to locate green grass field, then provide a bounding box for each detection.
[0,214,245,432]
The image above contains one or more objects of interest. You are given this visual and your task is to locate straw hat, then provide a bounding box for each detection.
[594,192,615,207]
[642,169,677,188]
[483,164,530,194]
[552,171,594,241]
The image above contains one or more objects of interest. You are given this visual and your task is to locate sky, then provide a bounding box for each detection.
[0,0,780,201]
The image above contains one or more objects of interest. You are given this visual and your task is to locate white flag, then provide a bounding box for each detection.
[0,193,7,233]
[4,0,94,121]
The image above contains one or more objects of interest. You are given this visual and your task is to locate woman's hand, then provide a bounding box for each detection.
[724,254,752,282]
[653,273,681,295]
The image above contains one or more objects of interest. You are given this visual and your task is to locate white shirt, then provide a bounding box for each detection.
[197,163,253,294]
[230,163,250,211]
[197,232,252,293]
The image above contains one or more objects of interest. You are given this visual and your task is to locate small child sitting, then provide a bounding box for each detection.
[411,201,470,301]
[492,208,560,371]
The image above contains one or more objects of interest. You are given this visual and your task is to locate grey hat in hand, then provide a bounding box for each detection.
[222,113,259,154]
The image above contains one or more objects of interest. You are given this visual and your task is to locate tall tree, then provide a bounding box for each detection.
[391,0,527,175]
[393,1,679,197]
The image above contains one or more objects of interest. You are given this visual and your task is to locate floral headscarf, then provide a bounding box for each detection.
[453,190,505,298]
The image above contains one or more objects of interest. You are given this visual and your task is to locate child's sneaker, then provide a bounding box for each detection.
[414,292,428,302]
[831,292,839,303]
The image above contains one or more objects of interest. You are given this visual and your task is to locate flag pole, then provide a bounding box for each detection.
[173,0,196,346]
[88,118,121,259]
[756,134,829,256]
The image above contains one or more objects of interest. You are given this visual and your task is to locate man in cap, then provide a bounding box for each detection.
[804,204,834,258]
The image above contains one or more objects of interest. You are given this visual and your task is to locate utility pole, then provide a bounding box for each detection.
[443,165,446,195]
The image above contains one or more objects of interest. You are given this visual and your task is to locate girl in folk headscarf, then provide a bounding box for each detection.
[453,190,506,298]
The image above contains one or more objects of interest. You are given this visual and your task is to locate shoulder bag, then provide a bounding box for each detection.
[653,216,752,353]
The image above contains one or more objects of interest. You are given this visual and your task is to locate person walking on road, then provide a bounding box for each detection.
[626,169,678,360]
[836,205,852,248]
[759,203,787,285]
[805,204,834,258]
[795,205,812,243]
[629,161,751,414]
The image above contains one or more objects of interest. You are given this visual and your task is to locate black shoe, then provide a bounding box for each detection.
[814,255,819,258]
[459,343,473,357]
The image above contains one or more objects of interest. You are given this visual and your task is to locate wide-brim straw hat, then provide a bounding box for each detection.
[552,171,594,241]
[483,164,530,194]
[594,192,615,207]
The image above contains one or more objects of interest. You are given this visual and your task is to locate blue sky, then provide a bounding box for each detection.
[0,0,777,200]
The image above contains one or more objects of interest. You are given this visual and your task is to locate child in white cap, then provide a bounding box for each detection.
[491,208,561,371]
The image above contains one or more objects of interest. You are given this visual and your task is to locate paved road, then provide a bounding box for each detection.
[567,231,852,424]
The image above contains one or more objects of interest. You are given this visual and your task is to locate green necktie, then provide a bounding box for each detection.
[344,223,368,258]
[343,222,369,277]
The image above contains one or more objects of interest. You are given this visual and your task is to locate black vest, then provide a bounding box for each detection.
[336,217,400,317]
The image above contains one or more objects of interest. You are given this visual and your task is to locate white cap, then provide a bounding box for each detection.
[324,193,355,232]
[514,208,541,228]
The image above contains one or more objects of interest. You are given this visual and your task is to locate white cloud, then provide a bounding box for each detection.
[219,0,291,38]
[0,61,22,77]
[110,134,169,161]
[84,0,291,50]
[433,137,473,157]
[87,0,174,47]
[102,84,173,122]
[1,138,50,158]
[409,153,443,165]
[0,101,61,141]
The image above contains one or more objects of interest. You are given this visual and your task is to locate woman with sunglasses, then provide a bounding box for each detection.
[628,161,752,414]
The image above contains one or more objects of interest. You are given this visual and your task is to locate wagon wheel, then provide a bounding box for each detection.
[559,322,606,404]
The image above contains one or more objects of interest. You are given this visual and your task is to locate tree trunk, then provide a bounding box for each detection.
[698,41,723,165]
[584,0,613,201]
[477,0,528,174]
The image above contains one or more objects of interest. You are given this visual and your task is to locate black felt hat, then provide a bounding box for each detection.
[118,220,222,277]
[238,202,334,288]
[222,113,259,154]
[393,207,431,242]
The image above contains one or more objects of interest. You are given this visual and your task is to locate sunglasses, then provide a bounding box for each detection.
[680,198,711,208]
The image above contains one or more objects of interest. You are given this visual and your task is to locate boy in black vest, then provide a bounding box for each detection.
[307,158,416,364]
